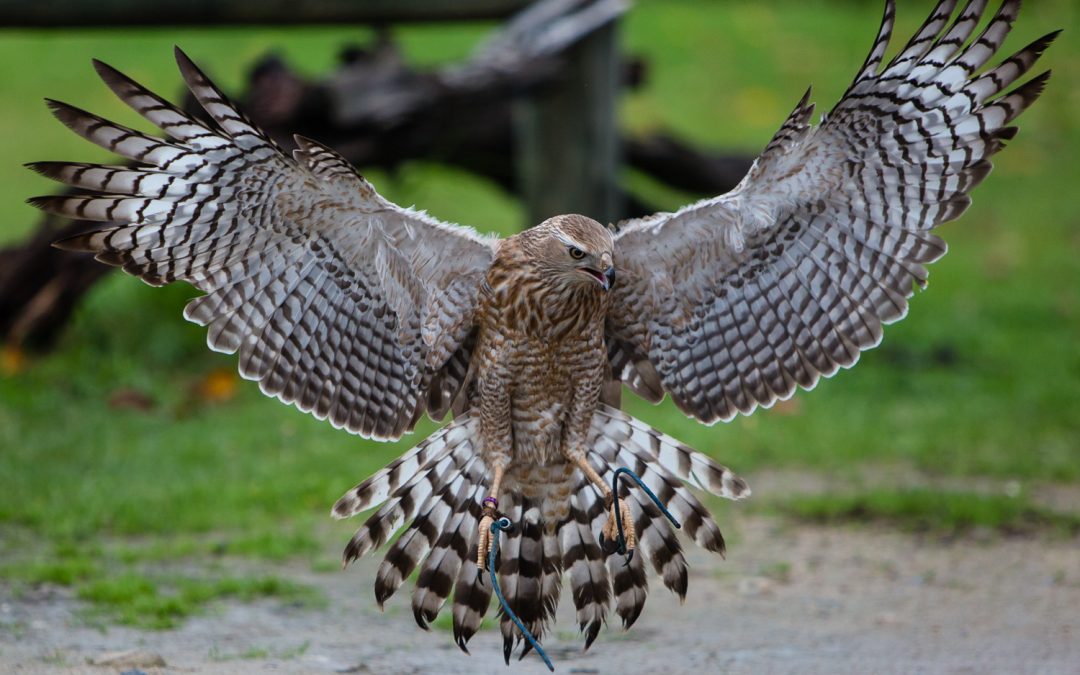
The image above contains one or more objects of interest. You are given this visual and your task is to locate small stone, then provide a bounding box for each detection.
[89,649,166,668]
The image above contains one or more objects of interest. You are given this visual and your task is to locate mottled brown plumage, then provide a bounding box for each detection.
[32,0,1054,665]
[469,215,624,650]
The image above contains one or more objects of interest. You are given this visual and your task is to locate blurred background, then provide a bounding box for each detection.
[0,0,1077,669]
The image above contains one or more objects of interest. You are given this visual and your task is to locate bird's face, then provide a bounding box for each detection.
[540,215,616,292]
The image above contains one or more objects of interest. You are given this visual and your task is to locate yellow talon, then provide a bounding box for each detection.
[600,493,635,555]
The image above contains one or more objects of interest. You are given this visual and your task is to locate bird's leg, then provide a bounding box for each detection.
[477,463,506,571]
[572,456,635,557]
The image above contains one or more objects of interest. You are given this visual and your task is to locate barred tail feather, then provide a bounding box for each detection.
[373,494,451,608]
[630,493,688,600]
[607,542,649,629]
[503,515,566,662]
[497,499,547,663]
[331,415,486,622]
[538,527,564,634]
[606,443,728,553]
[594,404,751,500]
[371,454,485,607]
[559,491,611,649]
[341,452,480,565]
[332,409,747,655]
[451,541,493,653]
[581,407,749,623]
[331,417,478,520]
[411,477,484,629]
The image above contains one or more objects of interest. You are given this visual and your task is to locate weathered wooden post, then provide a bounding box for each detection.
[514,20,620,225]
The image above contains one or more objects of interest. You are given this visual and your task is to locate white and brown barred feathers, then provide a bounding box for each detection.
[608,0,1056,424]
[332,408,748,657]
[32,48,494,442]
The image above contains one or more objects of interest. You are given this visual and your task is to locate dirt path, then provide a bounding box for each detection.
[3,513,1078,675]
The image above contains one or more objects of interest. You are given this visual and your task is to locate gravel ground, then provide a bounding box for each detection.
[2,511,1078,675]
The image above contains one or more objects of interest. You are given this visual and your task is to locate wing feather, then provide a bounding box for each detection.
[36,48,495,440]
[608,0,1054,423]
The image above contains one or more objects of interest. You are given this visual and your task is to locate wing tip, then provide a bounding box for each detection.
[1021,69,1053,99]
[43,97,66,116]
[90,57,114,80]
[173,44,192,67]
[1033,29,1063,53]
[92,57,139,96]
[173,45,203,87]
[997,69,1053,125]
[25,195,57,213]
[23,161,56,179]
[43,98,94,131]
[52,232,97,253]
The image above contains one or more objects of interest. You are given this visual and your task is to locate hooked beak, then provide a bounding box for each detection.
[603,265,616,291]
[582,266,616,291]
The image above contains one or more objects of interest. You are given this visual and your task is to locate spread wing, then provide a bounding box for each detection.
[31,48,495,440]
[607,0,1056,423]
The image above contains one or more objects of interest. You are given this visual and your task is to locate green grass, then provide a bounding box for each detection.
[0,0,1078,627]
[75,572,323,629]
[2,557,100,587]
[777,490,1080,537]
[1,538,324,629]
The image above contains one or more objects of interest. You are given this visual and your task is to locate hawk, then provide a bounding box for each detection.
[30,0,1054,662]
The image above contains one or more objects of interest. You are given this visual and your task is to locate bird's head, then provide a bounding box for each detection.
[527,214,616,292]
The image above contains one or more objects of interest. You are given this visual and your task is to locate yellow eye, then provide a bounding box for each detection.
[568,246,586,260]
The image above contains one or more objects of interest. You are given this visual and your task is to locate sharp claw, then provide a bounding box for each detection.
[623,549,634,567]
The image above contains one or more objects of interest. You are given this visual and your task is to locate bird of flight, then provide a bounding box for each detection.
[30,0,1055,664]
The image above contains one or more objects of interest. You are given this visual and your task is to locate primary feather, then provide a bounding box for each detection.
[608,0,1056,425]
